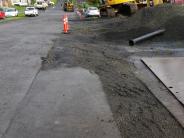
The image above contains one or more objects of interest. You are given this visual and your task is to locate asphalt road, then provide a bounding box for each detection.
[0,2,60,137]
[0,2,121,138]
[1,2,184,138]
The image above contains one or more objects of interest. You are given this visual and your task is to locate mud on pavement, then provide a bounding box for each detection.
[41,9,184,138]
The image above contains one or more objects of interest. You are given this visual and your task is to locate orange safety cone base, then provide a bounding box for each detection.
[63,30,71,34]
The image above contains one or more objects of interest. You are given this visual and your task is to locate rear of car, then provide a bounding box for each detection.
[35,1,48,10]
[85,7,100,17]
[25,7,38,16]
[48,1,55,6]
[5,8,18,17]
[0,8,5,19]
[35,2,43,9]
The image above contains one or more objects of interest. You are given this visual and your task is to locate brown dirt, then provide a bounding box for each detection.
[42,4,184,138]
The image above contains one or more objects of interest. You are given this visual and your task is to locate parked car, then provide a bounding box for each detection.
[34,1,48,10]
[85,7,100,17]
[0,8,5,19]
[5,8,18,17]
[48,1,55,6]
[25,7,39,16]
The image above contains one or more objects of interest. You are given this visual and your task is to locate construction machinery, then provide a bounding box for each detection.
[99,0,163,16]
[63,0,74,12]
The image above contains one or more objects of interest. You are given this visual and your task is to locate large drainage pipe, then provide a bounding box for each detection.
[129,29,165,46]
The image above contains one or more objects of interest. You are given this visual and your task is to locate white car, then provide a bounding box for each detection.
[25,7,39,16]
[48,1,55,6]
[5,8,18,17]
[34,1,48,10]
[85,7,100,17]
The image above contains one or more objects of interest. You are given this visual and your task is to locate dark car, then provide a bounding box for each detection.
[0,8,5,19]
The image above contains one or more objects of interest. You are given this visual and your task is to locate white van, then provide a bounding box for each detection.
[34,1,48,10]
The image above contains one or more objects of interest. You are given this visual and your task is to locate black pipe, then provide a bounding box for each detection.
[129,29,165,46]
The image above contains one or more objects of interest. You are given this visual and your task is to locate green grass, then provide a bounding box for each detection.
[13,5,26,11]
[0,16,24,24]
[12,5,26,17]
[51,0,58,5]
[76,0,100,10]
[0,5,26,24]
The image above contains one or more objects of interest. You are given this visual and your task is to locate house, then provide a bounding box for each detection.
[11,0,31,5]
[0,0,31,7]
[0,0,12,7]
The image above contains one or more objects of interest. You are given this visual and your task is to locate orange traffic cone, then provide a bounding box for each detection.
[63,15,69,34]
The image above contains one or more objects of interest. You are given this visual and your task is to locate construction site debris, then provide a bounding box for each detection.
[129,29,165,45]
[100,4,184,45]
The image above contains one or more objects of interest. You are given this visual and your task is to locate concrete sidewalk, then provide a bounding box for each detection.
[3,68,121,138]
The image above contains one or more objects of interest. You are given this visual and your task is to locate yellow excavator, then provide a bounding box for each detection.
[63,0,74,12]
[99,0,163,16]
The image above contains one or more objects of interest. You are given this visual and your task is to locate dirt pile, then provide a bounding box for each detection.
[101,4,184,45]
[128,4,184,28]
[42,9,184,137]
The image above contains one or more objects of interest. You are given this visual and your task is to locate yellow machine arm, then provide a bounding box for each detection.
[107,0,136,5]
[147,0,163,6]
[106,0,163,7]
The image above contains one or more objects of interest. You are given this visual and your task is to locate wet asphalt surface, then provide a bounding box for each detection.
[0,2,184,138]
[0,2,65,137]
[0,2,121,138]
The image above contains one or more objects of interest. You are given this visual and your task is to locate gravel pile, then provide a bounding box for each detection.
[128,4,184,28]
[100,4,184,45]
